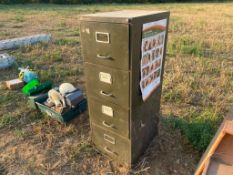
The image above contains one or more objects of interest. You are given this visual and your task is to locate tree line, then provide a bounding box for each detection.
[0,0,229,4]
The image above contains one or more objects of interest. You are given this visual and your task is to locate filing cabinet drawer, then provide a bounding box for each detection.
[91,123,131,165]
[80,21,129,70]
[85,63,129,107]
[88,98,129,138]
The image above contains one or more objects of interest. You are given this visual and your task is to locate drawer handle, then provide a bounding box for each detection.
[102,121,114,128]
[104,146,117,155]
[100,90,113,97]
[97,54,111,60]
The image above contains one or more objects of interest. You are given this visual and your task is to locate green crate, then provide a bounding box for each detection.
[35,99,87,123]
[28,92,48,109]
[27,87,59,109]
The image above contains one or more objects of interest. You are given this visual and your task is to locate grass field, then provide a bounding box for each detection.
[0,3,233,175]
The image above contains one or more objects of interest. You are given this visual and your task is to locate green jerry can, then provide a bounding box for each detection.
[80,10,170,167]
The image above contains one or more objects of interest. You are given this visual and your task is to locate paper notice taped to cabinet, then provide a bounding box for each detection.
[140,19,167,101]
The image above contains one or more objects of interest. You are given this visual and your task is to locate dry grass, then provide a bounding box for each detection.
[0,3,233,175]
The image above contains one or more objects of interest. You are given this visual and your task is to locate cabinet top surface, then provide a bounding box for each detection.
[80,10,169,23]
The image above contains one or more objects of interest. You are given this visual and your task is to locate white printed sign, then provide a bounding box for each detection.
[140,19,167,101]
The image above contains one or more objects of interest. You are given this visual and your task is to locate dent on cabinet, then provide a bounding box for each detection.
[80,10,170,166]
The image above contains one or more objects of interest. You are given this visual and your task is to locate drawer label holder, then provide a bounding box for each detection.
[104,134,115,145]
[95,32,110,43]
[101,105,114,117]
[99,72,112,84]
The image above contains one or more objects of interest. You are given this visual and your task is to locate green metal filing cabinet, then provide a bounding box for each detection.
[80,10,170,166]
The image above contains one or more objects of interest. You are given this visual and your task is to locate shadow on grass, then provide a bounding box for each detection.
[162,115,220,152]
[0,162,5,175]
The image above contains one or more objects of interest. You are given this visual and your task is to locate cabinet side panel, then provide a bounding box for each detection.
[129,12,170,163]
